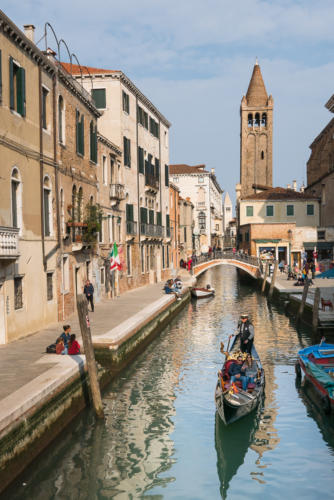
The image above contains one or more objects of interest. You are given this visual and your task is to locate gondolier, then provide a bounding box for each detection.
[237,314,254,354]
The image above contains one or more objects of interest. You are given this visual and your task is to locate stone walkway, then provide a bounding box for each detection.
[0,282,166,401]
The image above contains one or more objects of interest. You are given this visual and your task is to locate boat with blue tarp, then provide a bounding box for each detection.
[296,341,334,414]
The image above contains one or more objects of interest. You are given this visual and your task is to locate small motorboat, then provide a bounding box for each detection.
[296,340,334,414]
[191,284,215,299]
[215,334,265,425]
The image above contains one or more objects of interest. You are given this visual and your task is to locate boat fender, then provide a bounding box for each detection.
[321,395,331,415]
[295,361,302,378]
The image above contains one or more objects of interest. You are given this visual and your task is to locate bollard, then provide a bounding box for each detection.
[76,294,104,419]
[312,287,321,331]
[268,261,278,299]
[261,263,269,294]
[297,280,310,322]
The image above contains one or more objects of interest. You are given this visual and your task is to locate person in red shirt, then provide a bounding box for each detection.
[68,334,81,355]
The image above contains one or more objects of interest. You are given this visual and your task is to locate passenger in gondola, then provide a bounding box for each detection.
[237,313,254,354]
[242,353,257,384]
[228,355,248,391]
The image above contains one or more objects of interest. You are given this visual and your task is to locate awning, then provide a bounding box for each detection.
[303,242,334,250]
[253,239,281,243]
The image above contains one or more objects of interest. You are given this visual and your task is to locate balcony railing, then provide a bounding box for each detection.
[0,226,20,259]
[140,223,164,237]
[145,174,159,190]
[110,183,126,201]
[126,220,137,235]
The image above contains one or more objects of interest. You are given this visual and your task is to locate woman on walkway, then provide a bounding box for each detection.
[68,334,81,355]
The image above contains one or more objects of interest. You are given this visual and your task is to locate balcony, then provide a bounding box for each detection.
[110,183,126,201]
[126,220,137,235]
[140,223,164,237]
[145,174,159,191]
[0,226,20,259]
[196,202,206,209]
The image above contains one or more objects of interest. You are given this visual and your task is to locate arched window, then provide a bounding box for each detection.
[58,96,65,144]
[254,113,260,127]
[261,113,267,127]
[43,176,52,237]
[248,113,253,127]
[261,150,265,160]
[11,168,22,230]
[198,211,206,232]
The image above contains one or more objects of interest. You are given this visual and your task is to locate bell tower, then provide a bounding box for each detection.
[240,60,273,198]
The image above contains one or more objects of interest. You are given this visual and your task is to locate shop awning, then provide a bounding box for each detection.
[253,239,281,243]
[303,242,334,250]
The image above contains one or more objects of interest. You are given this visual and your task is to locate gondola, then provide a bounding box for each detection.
[295,341,334,414]
[191,285,215,299]
[215,334,265,425]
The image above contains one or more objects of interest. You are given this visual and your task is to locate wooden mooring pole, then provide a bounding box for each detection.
[261,263,269,294]
[268,261,278,299]
[312,287,321,332]
[76,294,104,419]
[296,280,310,323]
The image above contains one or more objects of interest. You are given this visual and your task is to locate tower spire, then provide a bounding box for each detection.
[246,62,268,106]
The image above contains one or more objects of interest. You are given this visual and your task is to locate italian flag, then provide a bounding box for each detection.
[110,242,121,271]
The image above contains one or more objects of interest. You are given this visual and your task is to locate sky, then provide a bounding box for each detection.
[2,0,334,205]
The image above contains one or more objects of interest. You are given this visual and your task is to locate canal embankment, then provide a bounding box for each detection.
[0,276,194,494]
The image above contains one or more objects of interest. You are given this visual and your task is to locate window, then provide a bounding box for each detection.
[166,245,170,267]
[43,177,52,236]
[123,136,131,167]
[226,207,231,212]
[317,230,325,240]
[122,91,130,113]
[76,110,84,156]
[141,245,145,273]
[165,164,169,187]
[261,150,264,160]
[307,204,314,216]
[248,113,253,127]
[60,188,65,236]
[245,232,249,242]
[90,121,97,163]
[162,244,165,269]
[42,87,48,130]
[261,113,267,127]
[126,244,132,275]
[47,272,53,301]
[77,187,83,223]
[156,211,162,226]
[102,156,107,184]
[138,146,144,174]
[11,168,21,228]
[149,209,154,225]
[9,57,26,116]
[62,256,69,292]
[137,105,148,128]
[14,276,23,309]
[149,117,159,138]
[254,113,260,127]
[287,205,294,216]
[91,88,106,109]
[100,267,105,286]
[150,246,154,270]
[266,205,274,217]
[198,177,204,183]
[155,158,160,180]
[184,226,187,242]
[246,206,253,217]
[58,96,65,143]
[173,177,179,183]
[199,211,206,232]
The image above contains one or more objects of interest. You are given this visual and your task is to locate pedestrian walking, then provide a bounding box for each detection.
[84,280,95,312]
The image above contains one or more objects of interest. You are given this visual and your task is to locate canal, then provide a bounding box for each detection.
[3,266,334,499]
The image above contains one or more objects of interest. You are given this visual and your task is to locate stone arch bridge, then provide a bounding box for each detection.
[193,252,262,280]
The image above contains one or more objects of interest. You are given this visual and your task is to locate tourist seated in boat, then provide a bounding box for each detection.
[237,314,254,354]
[228,355,248,391]
[242,354,258,384]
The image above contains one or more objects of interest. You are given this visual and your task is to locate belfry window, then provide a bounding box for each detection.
[254,113,260,127]
[261,113,267,127]
[261,151,264,160]
[248,113,253,127]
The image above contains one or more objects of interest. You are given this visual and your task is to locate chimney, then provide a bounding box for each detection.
[211,168,215,175]
[300,183,305,193]
[293,180,297,191]
[23,24,35,43]
[287,183,291,189]
[43,48,57,61]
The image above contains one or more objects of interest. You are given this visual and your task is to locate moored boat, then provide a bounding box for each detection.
[215,334,265,425]
[296,341,334,414]
[191,285,215,299]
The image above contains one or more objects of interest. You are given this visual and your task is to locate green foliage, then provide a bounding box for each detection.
[83,203,104,244]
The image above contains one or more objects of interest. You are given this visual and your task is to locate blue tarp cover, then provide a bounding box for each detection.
[304,359,334,398]
[317,267,334,279]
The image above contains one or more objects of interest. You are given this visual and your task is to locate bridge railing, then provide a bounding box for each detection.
[193,251,264,272]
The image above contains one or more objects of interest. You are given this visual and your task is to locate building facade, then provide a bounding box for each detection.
[305,93,334,264]
[238,187,320,267]
[169,164,224,253]
[178,197,194,262]
[63,64,171,290]
[239,61,273,198]
[169,183,180,271]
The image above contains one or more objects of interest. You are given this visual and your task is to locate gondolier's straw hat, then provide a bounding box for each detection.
[240,313,249,319]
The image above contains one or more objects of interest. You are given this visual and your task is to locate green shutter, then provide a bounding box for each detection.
[166,214,170,228]
[9,56,14,110]
[20,67,26,116]
[91,88,106,109]
[165,164,169,187]
[76,111,79,153]
[140,207,147,223]
[126,204,134,221]
[81,115,84,155]
[149,210,154,225]
[157,211,162,226]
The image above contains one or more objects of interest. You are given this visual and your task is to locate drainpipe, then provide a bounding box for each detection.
[39,65,46,270]
[53,73,61,249]
[136,95,141,270]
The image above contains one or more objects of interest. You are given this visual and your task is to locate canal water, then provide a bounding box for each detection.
[3,266,334,499]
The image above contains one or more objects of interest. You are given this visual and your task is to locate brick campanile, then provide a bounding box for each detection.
[240,60,273,198]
